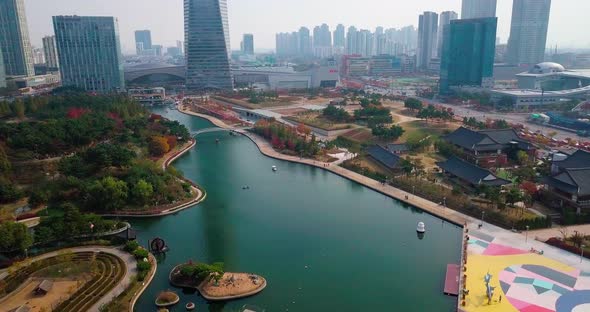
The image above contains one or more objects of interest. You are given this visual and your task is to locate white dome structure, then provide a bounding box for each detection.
[529,62,566,74]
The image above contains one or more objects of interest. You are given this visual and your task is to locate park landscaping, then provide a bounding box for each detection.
[169,261,266,301]
[0,250,126,312]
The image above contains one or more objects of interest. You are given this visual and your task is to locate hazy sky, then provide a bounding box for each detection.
[24,0,590,54]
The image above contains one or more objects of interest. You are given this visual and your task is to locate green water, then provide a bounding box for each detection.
[133,108,462,312]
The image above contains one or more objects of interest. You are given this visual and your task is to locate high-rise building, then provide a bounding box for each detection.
[417,11,438,70]
[506,0,551,65]
[32,47,45,65]
[184,0,233,91]
[42,36,59,70]
[313,24,332,58]
[438,11,458,58]
[440,17,498,94]
[0,50,6,88]
[0,0,35,77]
[346,26,358,55]
[135,30,152,55]
[176,40,184,55]
[461,0,497,19]
[298,27,312,56]
[242,34,254,55]
[53,16,124,92]
[333,24,345,52]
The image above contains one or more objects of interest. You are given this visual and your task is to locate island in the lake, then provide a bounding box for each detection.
[169,261,266,301]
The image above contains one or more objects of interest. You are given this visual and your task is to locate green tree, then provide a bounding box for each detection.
[505,188,524,206]
[0,145,11,174]
[372,125,405,140]
[516,150,530,166]
[101,177,128,211]
[131,179,154,206]
[404,98,423,111]
[0,222,33,252]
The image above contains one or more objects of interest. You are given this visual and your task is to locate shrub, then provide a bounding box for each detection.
[124,240,139,252]
[137,259,151,272]
[133,248,149,260]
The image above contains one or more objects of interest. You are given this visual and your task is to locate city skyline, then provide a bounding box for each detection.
[22,0,590,54]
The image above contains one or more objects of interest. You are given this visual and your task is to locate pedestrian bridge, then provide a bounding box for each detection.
[190,127,250,137]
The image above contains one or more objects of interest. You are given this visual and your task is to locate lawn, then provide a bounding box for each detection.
[397,120,460,142]
[286,112,353,131]
[340,128,376,144]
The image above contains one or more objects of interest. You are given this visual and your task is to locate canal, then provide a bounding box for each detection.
[133,108,462,312]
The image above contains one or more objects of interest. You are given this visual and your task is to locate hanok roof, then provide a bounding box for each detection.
[385,143,409,153]
[545,168,590,196]
[367,145,402,170]
[445,127,534,152]
[437,156,511,187]
[554,150,590,170]
[35,280,53,293]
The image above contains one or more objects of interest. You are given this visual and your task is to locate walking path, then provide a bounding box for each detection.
[531,224,590,243]
[0,246,136,312]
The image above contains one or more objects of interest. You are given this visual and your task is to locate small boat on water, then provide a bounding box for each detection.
[272,166,278,172]
[186,302,196,310]
[417,222,426,233]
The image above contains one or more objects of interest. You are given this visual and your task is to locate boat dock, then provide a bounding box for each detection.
[444,264,460,296]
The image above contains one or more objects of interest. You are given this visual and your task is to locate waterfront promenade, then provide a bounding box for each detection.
[178,105,590,311]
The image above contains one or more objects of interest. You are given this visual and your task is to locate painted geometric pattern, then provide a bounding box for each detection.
[499,264,590,312]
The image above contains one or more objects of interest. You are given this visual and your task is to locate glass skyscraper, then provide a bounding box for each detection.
[184,0,233,91]
[461,0,497,19]
[135,30,152,55]
[53,16,124,93]
[506,0,551,65]
[440,17,497,94]
[0,0,35,77]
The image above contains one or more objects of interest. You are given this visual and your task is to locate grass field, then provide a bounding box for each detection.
[287,112,353,131]
[340,128,376,144]
[398,120,460,142]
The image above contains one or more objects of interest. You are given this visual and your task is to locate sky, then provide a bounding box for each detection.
[24,0,590,54]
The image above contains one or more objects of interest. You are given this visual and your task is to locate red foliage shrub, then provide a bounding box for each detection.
[66,107,90,119]
[546,237,590,260]
[166,136,178,149]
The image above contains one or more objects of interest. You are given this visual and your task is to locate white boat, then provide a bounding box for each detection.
[416,222,426,233]
[272,166,278,172]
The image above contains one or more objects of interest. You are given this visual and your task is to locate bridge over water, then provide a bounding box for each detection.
[190,127,251,137]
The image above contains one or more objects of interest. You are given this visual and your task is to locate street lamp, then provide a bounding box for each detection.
[443,197,446,207]
[412,185,416,195]
[525,225,530,243]
[582,244,586,263]
[480,211,485,228]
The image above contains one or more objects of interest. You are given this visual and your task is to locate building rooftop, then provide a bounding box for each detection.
[437,156,511,187]
[553,150,590,170]
[545,168,590,197]
[366,145,402,170]
[444,127,534,152]
[385,143,409,153]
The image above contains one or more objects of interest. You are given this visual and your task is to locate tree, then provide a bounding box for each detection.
[149,136,170,157]
[89,177,128,211]
[0,145,11,174]
[0,222,33,252]
[0,177,22,203]
[322,105,351,122]
[406,133,432,152]
[516,150,529,166]
[372,125,405,140]
[505,188,524,207]
[404,98,423,111]
[359,98,371,108]
[131,179,154,206]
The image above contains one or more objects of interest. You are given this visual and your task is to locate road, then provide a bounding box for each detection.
[420,98,585,142]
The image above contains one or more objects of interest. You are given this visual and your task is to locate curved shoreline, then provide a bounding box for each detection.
[100,139,207,218]
[168,264,266,301]
[129,252,158,312]
[178,105,468,226]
